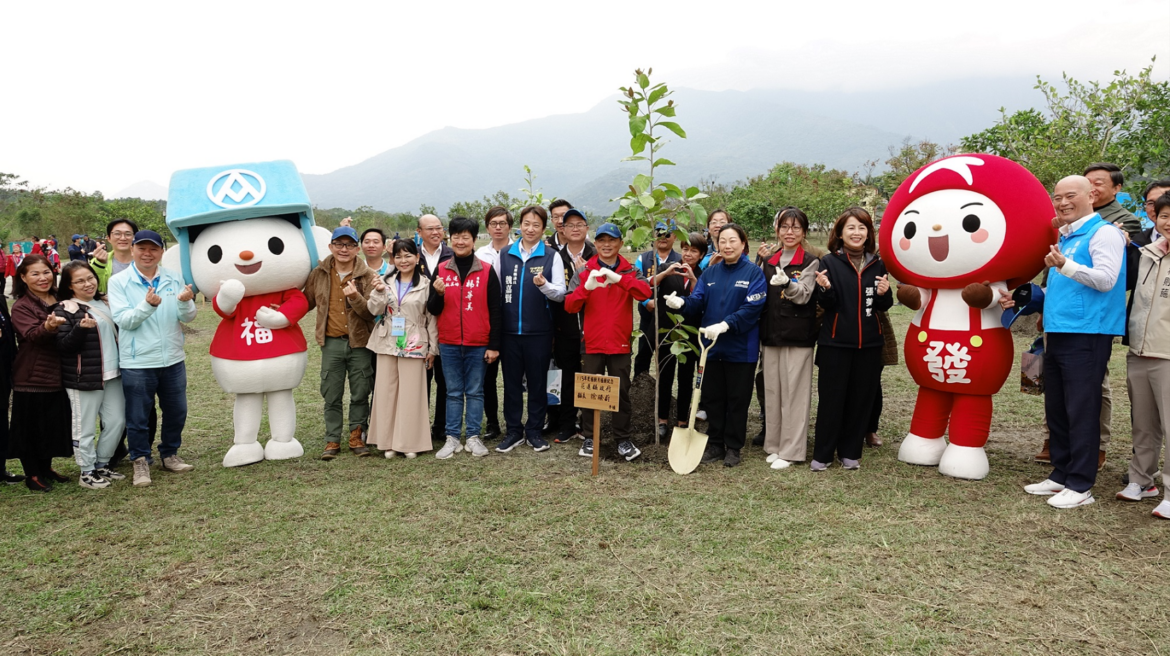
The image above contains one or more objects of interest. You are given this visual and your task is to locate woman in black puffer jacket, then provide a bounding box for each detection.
[54,261,125,489]
[810,208,893,472]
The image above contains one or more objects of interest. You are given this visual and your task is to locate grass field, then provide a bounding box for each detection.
[2,249,1168,655]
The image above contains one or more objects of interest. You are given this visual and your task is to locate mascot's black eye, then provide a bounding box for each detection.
[903,222,917,239]
[268,237,285,255]
[962,214,981,233]
[208,245,222,264]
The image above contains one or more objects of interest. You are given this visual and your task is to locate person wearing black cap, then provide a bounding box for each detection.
[107,230,199,487]
[548,208,595,443]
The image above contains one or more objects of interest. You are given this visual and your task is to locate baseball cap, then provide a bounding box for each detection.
[1000,283,1045,329]
[331,226,359,243]
[595,223,622,240]
[72,234,82,241]
[132,230,165,247]
[562,209,587,224]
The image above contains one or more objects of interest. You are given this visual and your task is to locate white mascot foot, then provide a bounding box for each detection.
[264,438,305,461]
[938,443,989,481]
[897,433,948,466]
[223,442,266,468]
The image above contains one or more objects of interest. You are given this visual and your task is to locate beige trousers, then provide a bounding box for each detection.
[761,346,814,462]
[1126,353,1170,489]
[368,355,432,455]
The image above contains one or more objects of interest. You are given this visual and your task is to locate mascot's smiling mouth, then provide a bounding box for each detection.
[235,262,263,275]
[928,235,949,262]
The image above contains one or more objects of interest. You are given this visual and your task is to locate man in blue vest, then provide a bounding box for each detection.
[1024,175,1127,509]
[496,206,566,453]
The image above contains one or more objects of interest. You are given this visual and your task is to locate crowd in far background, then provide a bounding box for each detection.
[2,163,1170,520]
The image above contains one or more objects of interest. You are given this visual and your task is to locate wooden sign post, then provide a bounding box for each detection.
[573,373,620,476]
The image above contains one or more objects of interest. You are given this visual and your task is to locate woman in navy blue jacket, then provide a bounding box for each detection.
[810,208,893,471]
[665,223,765,467]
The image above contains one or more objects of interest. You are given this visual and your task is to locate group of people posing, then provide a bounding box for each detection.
[3,163,1170,521]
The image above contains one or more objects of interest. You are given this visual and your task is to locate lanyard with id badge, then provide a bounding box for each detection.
[391,279,412,336]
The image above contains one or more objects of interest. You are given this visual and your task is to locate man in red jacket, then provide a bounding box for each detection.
[564,223,652,461]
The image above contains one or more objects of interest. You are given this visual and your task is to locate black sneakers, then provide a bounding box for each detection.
[617,441,642,462]
[701,443,726,464]
[724,448,742,468]
[579,438,594,457]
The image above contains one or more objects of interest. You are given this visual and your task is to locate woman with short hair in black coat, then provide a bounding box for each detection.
[810,208,893,471]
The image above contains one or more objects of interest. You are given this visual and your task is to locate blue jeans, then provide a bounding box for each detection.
[123,362,188,461]
[440,344,487,438]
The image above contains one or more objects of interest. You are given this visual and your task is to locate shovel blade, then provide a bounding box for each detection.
[668,426,708,475]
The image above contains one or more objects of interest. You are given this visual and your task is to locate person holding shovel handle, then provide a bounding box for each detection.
[664,223,766,468]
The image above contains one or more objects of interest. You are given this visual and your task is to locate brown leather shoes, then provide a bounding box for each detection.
[1034,439,1050,464]
[349,427,370,457]
[865,432,883,448]
[321,442,341,460]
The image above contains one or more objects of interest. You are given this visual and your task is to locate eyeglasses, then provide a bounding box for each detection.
[110,231,135,239]
[564,223,588,230]
[488,221,510,228]
[777,225,804,233]
[331,241,357,250]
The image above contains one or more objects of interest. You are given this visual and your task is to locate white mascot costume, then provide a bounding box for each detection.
[164,160,331,467]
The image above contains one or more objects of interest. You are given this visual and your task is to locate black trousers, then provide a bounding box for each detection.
[482,357,501,431]
[548,335,582,436]
[1045,333,1113,493]
[581,353,633,442]
[502,333,553,439]
[813,346,883,463]
[427,354,447,438]
[700,360,756,451]
[868,365,885,434]
[0,383,9,467]
[675,336,699,424]
[633,311,657,377]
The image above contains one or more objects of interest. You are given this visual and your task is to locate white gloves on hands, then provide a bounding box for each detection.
[663,292,684,310]
[584,269,609,291]
[255,306,290,329]
[769,271,789,287]
[602,268,623,284]
[217,279,246,311]
[701,321,729,340]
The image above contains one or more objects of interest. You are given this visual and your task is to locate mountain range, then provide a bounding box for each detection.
[117,78,1043,216]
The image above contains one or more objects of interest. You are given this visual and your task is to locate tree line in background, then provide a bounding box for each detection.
[2,59,1165,245]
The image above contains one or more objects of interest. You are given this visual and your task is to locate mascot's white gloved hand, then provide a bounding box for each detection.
[255,306,290,329]
[663,292,684,310]
[216,278,246,313]
[769,271,789,287]
[584,269,609,291]
[701,321,729,340]
[602,268,623,284]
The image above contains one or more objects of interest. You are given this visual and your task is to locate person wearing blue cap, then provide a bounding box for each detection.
[633,221,681,441]
[107,230,198,486]
[564,222,652,460]
[304,225,380,460]
[68,235,87,262]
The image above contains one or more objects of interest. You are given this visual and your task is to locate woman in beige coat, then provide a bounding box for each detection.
[366,240,439,458]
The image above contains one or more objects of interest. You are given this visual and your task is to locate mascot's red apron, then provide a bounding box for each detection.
[904,292,1014,397]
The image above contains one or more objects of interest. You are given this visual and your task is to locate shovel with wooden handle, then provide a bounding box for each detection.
[668,333,718,475]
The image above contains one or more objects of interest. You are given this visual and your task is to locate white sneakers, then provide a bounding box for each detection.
[1152,499,1170,519]
[1047,488,1095,509]
[1024,480,1094,508]
[770,458,792,470]
[436,436,463,460]
[466,436,490,457]
[765,453,779,464]
[1023,479,1065,495]
[1116,483,1160,502]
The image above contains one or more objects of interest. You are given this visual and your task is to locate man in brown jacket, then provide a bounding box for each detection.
[304,226,378,459]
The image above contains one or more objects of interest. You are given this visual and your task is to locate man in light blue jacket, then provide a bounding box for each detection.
[108,230,198,486]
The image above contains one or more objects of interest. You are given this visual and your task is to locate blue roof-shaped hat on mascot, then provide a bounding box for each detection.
[166,160,320,290]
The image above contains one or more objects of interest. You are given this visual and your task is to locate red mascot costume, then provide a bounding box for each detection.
[879,154,1056,480]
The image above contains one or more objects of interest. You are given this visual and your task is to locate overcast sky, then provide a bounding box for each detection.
[2,0,1166,196]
